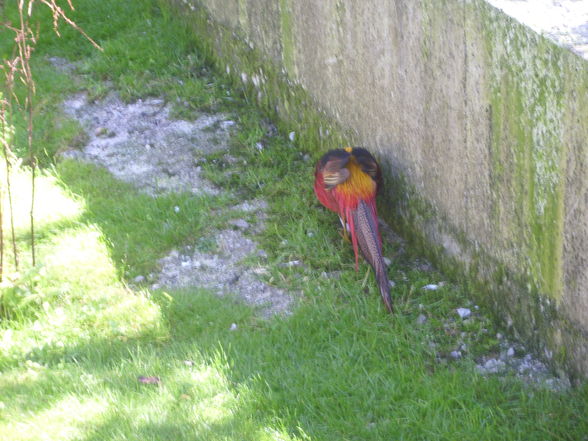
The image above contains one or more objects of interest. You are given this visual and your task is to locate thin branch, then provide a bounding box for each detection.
[1,0,100,271]
[38,0,102,51]
[0,187,3,283]
[14,1,37,267]
[0,98,19,272]
[0,117,4,283]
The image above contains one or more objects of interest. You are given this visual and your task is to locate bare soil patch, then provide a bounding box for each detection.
[59,82,293,316]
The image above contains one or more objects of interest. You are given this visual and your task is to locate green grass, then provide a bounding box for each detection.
[56,160,235,279]
[1,0,587,440]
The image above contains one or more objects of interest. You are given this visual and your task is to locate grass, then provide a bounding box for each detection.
[56,161,234,279]
[1,0,587,440]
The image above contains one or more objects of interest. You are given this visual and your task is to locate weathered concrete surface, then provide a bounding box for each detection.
[487,0,588,60]
[168,0,588,380]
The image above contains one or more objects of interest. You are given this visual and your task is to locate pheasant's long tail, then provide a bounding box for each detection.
[351,200,393,313]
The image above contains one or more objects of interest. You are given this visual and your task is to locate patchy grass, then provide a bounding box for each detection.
[55,160,234,279]
[1,0,587,440]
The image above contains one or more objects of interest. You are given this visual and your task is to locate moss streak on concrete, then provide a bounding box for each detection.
[237,0,248,33]
[479,3,567,301]
[278,0,295,77]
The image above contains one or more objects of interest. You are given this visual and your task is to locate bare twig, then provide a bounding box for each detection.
[0,97,19,274]
[38,0,102,50]
[0,0,101,272]
[0,108,4,282]
[0,185,3,283]
[14,2,38,266]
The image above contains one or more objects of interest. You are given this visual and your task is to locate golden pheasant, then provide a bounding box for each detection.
[314,147,393,313]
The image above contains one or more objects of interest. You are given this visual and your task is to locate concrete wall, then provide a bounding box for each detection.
[168,0,588,380]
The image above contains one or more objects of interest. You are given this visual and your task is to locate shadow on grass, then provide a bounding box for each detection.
[3,159,585,440]
[8,0,582,435]
[3,279,588,441]
[53,159,233,279]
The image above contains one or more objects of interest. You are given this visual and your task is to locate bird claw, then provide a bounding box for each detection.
[361,267,370,288]
[339,228,351,243]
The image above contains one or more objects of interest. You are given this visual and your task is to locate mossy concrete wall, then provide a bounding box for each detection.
[167,0,588,380]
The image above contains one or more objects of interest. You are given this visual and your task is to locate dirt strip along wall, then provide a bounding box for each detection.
[164,0,588,381]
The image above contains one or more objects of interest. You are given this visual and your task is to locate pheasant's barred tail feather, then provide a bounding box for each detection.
[352,200,393,312]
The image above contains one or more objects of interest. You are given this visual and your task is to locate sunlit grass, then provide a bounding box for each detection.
[0,161,168,365]
[1,394,108,441]
[55,159,235,278]
[2,165,84,239]
[0,224,166,367]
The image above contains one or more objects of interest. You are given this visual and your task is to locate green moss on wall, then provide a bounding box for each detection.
[237,0,248,33]
[480,2,566,300]
[278,0,295,77]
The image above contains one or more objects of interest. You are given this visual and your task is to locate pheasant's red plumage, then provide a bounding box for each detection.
[314,147,393,313]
